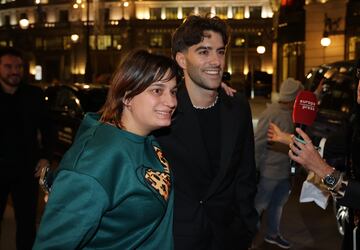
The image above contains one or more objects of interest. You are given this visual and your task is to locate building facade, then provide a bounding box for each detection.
[0,0,274,89]
[304,0,360,73]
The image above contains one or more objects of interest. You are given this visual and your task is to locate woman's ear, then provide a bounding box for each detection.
[122,91,132,106]
[123,97,131,107]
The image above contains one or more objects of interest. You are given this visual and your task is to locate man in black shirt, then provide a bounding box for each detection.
[0,47,51,249]
[155,15,258,250]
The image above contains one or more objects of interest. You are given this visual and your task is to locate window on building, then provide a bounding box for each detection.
[102,8,110,22]
[282,42,305,80]
[150,8,161,20]
[215,7,227,19]
[63,36,73,50]
[349,36,360,60]
[198,7,211,16]
[35,37,43,49]
[182,7,194,18]
[247,34,261,48]
[43,37,63,50]
[20,13,27,19]
[1,0,15,4]
[234,37,246,47]
[113,35,122,50]
[34,5,46,23]
[4,15,10,26]
[166,7,177,20]
[90,36,96,50]
[59,10,69,23]
[97,35,111,50]
[150,34,163,48]
[249,6,262,19]
[233,7,245,19]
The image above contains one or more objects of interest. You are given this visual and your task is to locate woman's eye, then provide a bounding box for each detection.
[151,88,162,95]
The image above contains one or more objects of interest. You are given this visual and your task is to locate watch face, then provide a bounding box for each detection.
[324,175,337,187]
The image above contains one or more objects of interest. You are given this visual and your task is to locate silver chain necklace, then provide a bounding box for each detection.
[192,95,219,110]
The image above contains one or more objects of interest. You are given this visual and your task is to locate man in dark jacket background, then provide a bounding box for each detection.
[0,47,51,250]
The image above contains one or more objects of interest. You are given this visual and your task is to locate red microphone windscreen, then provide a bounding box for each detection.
[292,90,318,126]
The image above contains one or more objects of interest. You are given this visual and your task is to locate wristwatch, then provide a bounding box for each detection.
[322,169,341,190]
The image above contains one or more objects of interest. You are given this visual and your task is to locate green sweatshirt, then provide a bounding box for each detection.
[33,113,174,250]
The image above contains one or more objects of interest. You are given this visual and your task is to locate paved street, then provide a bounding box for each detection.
[253,172,342,250]
[0,97,343,250]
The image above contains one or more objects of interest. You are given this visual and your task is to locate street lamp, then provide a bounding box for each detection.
[71,34,80,43]
[256,45,266,55]
[320,36,331,47]
[19,18,29,29]
[71,33,80,79]
[121,1,129,20]
[320,32,331,64]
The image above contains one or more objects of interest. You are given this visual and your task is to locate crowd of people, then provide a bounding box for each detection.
[0,13,359,250]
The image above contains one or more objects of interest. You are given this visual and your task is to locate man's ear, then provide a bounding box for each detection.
[175,52,186,70]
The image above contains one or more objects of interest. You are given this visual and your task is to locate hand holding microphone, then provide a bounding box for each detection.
[290,90,318,174]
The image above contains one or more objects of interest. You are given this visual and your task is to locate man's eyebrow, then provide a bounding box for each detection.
[195,46,212,52]
[194,46,226,52]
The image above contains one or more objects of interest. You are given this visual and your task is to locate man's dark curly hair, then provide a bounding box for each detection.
[171,14,231,59]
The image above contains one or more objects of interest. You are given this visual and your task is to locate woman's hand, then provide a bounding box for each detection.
[221,82,236,97]
[288,128,332,178]
[267,122,293,145]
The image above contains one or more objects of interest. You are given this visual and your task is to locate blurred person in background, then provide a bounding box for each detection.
[0,47,51,250]
[33,50,180,249]
[253,78,303,249]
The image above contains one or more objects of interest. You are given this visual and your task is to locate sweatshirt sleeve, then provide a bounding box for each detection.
[33,170,110,250]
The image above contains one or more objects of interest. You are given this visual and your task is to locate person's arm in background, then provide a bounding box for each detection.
[289,127,360,209]
[267,122,293,145]
[254,111,272,170]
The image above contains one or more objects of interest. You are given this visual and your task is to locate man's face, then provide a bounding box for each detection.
[0,55,24,89]
[176,30,225,92]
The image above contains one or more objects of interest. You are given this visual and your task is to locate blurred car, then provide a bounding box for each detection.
[227,71,272,98]
[246,71,272,98]
[43,83,108,158]
[304,60,358,139]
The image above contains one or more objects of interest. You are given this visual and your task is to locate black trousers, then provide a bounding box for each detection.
[0,167,38,250]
